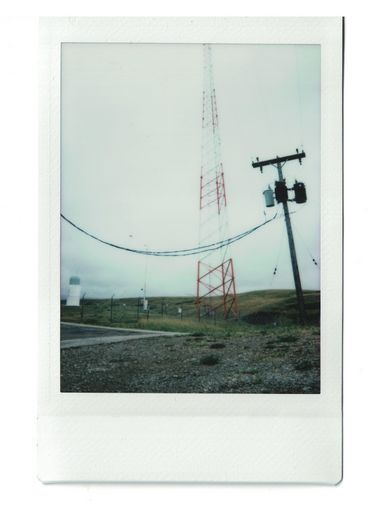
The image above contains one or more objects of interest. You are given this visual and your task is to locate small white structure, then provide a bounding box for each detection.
[143,299,148,311]
[66,276,81,306]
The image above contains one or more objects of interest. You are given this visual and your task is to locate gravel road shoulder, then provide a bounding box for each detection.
[61,326,320,393]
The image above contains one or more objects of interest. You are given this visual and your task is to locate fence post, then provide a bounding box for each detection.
[110,294,114,322]
[80,293,86,322]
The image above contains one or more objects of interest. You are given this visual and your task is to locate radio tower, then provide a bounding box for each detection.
[196,44,238,320]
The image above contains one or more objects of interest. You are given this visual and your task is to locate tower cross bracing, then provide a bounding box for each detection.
[196,44,238,320]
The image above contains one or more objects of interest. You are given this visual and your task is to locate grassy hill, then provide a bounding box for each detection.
[236,289,320,325]
[61,289,320,333]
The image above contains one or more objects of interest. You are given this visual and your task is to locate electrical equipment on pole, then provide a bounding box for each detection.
[263,186,275,208]
[274,181,288,204]
[196,44,238,320]
[253,149,307,325]
[293,181,307,203]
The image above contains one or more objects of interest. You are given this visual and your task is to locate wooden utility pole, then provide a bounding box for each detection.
[252,150,307,325]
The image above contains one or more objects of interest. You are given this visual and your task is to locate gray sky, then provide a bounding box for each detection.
[61,43,320,299]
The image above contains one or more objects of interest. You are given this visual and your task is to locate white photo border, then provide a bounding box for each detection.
[38,16,343,483]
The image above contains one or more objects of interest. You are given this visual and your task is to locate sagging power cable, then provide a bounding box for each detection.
[61,213,277,257]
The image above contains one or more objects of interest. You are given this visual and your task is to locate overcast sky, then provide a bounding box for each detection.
[61,43,320,299]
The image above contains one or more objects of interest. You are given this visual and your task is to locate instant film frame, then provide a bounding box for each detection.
[38,17,343,483]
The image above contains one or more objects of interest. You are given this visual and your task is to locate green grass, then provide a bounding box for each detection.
[61,289,320,335]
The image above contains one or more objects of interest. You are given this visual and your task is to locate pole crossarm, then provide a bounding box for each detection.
[251,149,307,325]
[252,150,306,171]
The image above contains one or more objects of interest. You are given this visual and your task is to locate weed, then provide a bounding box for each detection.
[294,360,313,371]
[277,335,298,343]
[242,369,258,375]
[61,290,320,334]
[199,354,220,366]
[209,342,226,349]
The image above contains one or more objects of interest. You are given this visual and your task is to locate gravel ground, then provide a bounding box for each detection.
[61,326,320,393]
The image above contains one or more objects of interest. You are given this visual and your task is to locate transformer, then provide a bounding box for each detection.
[263,186,275,207]
[293,181,307,204]
[274,181,288,203]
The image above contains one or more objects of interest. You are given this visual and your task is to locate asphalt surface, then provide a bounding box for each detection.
[61,323,139,341]
[60,322,186,349]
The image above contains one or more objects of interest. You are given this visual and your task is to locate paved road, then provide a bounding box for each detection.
[61,322,186,349]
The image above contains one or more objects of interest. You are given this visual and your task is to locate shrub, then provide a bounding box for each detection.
[294,360,313,371]
[200,354,220,366]
[278,335,298,343]
[210,342,225,349]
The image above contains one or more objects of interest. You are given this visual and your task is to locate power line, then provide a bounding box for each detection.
[61,213,277,257]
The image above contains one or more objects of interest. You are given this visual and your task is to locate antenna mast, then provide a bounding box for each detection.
[196,44,238,320]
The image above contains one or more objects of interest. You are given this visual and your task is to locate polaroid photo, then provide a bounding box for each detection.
[38,17,343,483]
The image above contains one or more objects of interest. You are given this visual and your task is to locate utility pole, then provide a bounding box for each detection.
[252,150,307,325]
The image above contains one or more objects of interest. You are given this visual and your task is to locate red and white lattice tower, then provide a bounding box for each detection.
[196,44,238,320]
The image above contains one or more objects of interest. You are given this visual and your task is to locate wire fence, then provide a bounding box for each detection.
[60,297,231,328]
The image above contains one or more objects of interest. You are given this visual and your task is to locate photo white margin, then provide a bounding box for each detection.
[38,16,343,483]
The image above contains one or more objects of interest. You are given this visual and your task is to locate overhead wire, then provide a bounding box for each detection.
[61,212,277,257]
